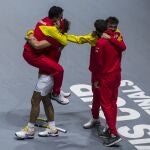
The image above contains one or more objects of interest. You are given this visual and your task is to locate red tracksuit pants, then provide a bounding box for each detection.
[23,49,63,95]
[91,72,121,135]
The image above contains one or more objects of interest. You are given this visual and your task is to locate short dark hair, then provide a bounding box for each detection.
[48,6,63,19]
[105,16,119,25]
[94,19,107,35]
[61,18,70,33]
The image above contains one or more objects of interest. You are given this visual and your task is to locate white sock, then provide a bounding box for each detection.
[48,121,55,127]
[27,122,34,128]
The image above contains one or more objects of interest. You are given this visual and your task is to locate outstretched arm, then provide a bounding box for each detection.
[39,26,98,46]
[66,33,98,46]
[39,26,68,46]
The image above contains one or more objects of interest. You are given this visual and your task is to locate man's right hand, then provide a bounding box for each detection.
[25,29,34,40]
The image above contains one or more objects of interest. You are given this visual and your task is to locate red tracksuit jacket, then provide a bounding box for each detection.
[89,29,126,77]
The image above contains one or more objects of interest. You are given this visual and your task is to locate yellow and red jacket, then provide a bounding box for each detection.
[39,25,124,46]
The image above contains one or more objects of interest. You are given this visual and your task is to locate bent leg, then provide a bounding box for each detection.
[24,52,63,95]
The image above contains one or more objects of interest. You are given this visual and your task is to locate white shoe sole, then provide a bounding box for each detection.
[15,133,34,140]
[104,138,122,147]
[52,98,69,105]
[38,133,59,137]
[60,91,71,98]
[83,122,100,129]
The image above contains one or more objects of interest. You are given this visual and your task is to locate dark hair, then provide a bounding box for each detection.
[94,19,107,36]
[48,6,63,19]
[105,16,119,25]
[61,18,70,33]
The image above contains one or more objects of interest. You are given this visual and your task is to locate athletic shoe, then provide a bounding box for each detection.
[83,119,100,129]
[103,134,122,147]
[97,127,111,138]
[60,90,71,98]
[15,126,34,139]
[51,93,69,105]
[38,126,58,137]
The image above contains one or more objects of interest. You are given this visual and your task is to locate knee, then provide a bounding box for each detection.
[58,66,64,74]
[31,91,41,106]
[42,97,51,105]
[101,104,111,111]
[31,96,38,106]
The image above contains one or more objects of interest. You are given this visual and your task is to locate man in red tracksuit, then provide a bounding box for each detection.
[23,11,68,103]
[89,17,126,146]
[24,18,71,104]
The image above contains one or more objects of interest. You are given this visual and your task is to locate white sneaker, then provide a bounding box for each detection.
[83,119,100,129]
[15,126,35,139]
[60,90,71,98]
[51,93,69,105]
[38,126,58,137]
